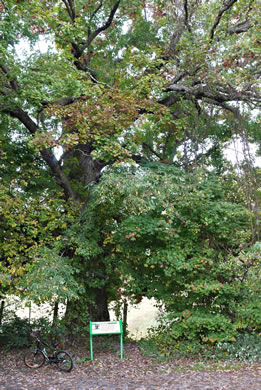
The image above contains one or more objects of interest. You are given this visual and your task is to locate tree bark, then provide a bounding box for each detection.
[0,300,4,326]
[122,300,128,339]
[64,285,110,329]
[52,301,59,327]
[88,286,110,322]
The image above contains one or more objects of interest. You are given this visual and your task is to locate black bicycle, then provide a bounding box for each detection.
[24,333,73,372]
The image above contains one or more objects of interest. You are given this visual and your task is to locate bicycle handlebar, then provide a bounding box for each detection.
[30,332,61,349]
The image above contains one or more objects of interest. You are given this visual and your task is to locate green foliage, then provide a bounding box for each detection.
[76,355,91,363]
[22,247,82,304]
[0,0,260,332]
[139,332,261,362]
[0,183,79,297]
[216,333,261,362]
[0,315,31,350]
[86,163,259,342]
[139,337,208,361]
[30,316,69,346]
[157,311,236,344]
[0,312,69,350]
[139,338,164,360]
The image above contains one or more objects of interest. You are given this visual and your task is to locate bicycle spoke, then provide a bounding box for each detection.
[55,351,73,372]
[24,350,45,368]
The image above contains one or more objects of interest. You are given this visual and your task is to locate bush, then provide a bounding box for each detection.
[0,315,32,349]
[0,314,69,350]
[139,331,261,362]
[31,317,68,343]
[216,333,261,362]
[139,336,214,361]
[147,309,237,352]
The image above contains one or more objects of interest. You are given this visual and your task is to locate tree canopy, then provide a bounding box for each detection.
[0,0,260,336]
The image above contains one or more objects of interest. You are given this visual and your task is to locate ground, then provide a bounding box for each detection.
[0,343,260,390]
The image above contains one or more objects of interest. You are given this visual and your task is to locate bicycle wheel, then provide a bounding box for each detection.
[55,350,73,372]
[24,349,45,368]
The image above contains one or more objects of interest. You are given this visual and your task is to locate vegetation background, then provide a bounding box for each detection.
[0,0,260,361]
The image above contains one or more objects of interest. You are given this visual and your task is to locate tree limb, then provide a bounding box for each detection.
[161,80,261,112]
[68,0,75,19]
[158,94,180,107]
[228,19,252,35]
[168,66,201,86]
[0,105,78,201]
[209,0,238,40]
[62,0,75,23]
[90,1,103,22]
[142,142,162,160]
[81,0,121,53]
[183,0,191,32]
[41,96,77,109]
[168,23,184,58]
[0,64,19,91]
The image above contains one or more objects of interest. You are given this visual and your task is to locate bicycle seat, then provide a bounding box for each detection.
[52,342,61,348]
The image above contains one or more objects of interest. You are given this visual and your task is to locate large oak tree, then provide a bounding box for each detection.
[0,0,260,324]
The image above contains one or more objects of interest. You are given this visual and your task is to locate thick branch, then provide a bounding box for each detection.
[41,148,78,200]
[1,105,77,201]
[80,0,121,53]
[169,23,184,57]
[168,66,201,86]
[68,0,75,18]
[41,96,77,109]
[0,64,19,91]
[62,0,75,23]
[161,81,261,112]
[158,94,180,107]
[170,71,188,85]
[143,142,162,160]
[228,20,252,35]
[183,0,191,32]
[209,0,238,40]
[90,1,103,22]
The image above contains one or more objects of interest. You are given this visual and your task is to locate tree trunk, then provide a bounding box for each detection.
[52,301,59,327]
[122,300,128,339]
[64,284,110,331]
[88,286,110,322]
[61,144,111,326]
[0,300,4,326]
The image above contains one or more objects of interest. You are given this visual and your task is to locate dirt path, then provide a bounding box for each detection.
[0,344,260,390]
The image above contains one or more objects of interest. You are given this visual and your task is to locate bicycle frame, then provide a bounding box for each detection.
[33,335,60,362]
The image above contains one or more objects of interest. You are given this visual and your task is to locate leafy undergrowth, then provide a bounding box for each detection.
[138,333,261,366]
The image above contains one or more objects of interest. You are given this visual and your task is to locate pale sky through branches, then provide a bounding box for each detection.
[15,29,260,168]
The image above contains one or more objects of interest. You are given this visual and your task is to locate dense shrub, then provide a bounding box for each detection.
[151,310,237,344]
[0,313,69,350]
[0,315,32,349]
[216,333,261,362]
[139,331,261,362]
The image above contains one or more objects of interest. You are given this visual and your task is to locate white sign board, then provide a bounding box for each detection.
[91,321,121,335]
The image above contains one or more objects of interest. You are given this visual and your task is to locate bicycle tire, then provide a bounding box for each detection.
[24,349,46,368]
[55,350,73,372]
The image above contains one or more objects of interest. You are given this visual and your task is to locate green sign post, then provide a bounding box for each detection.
[90,320,123,360]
